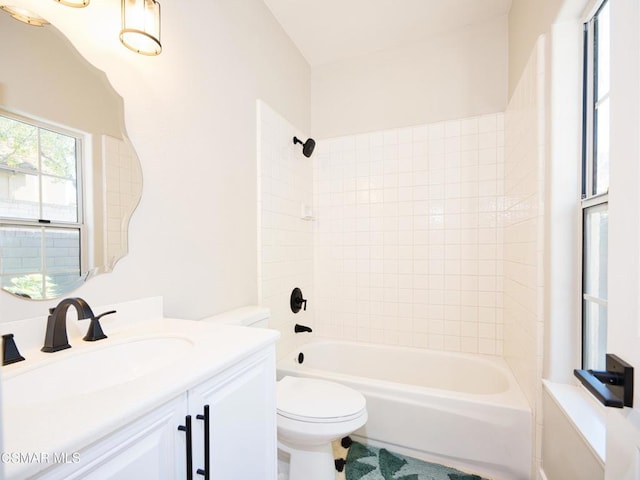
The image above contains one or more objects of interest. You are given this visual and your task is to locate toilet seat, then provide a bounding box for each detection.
[277,376,366,423]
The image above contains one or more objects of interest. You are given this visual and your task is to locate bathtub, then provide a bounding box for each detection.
[277,339,532,480]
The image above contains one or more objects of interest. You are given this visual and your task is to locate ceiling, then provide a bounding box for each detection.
[262,0,513,67]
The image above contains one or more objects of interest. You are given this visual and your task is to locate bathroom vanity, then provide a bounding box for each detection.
[0,298,279,479]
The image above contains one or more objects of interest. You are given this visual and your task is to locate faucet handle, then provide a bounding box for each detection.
[95,310,117,321]
[83,310,116,342]
[290,288,308,313]
[2,334,25,366]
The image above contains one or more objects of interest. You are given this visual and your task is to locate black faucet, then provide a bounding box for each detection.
[41,297,115,353]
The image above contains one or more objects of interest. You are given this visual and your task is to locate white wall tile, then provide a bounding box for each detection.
[258,101,314,360]
[314,113,504,354]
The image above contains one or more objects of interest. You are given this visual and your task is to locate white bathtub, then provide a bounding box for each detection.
[277,339,532,480]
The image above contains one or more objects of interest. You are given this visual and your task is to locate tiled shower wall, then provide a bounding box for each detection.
[503,37,546,474]
[257,101,314,359]
[313,114,505,354]
[503,38,545,409]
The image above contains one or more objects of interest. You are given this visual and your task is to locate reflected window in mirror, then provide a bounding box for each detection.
[0,111,86,299]
[0,12,143,300]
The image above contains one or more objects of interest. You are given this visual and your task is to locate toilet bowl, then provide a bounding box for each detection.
[277,376,367,480]
[202,306,368,480]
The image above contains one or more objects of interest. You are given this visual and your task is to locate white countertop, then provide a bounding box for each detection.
[1,298,279,479]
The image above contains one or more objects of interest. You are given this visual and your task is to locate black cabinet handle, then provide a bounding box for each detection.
[178,415,193,479]
[196,405,211,479]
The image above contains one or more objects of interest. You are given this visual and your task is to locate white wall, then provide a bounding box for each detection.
[509,0,562,99]
[311,15,508,139]
[542,388,604,479]
[542,19,583,385]
[313,114,505,353]
[0,0,310,322]
[508,0,587,98]
[257,101,314,360]
[604,1,640,478]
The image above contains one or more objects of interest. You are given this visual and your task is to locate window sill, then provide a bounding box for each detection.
[543,379,606,464]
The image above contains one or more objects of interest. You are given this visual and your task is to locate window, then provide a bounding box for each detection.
[0,112,84,299]
[581,0,609,370]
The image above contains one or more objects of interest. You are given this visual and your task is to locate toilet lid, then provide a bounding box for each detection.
[277,376,366,423]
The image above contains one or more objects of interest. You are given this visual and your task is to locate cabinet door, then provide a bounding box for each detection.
[37,395,187,480]
[189,350,277,480]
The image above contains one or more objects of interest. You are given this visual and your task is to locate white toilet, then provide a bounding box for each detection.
[277,375,367,480]
[204,306,367,480]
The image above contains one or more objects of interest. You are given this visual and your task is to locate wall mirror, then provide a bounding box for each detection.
[0,11,142,300]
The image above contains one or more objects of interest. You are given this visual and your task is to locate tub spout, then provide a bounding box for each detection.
[294,324,313,333]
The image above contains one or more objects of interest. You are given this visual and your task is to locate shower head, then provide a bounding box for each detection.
[293,136,316,158]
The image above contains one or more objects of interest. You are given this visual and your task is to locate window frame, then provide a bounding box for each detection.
[0,110,87,298]
[581,0,610,370]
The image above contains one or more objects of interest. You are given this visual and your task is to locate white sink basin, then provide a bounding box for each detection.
[2,336,193,408]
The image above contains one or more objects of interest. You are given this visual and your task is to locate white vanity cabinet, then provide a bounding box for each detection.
[187,350,277,480]
[32,348,277,480]
[37,396,188,480]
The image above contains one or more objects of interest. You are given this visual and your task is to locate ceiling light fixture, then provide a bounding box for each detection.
[53,0,90,7]
[0,5,49,26]
[119,0,162,56]
[2,0,162,56]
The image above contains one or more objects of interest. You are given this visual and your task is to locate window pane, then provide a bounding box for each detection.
[44,228,81,272]
[1,274,46,300]
[47,272,85,298]
[583,203,608,370]
[42,175,78,222]
[0,226,42,273]
[583,299,607,370]
[0,226,81,299]
[0,116,80,222]
[0,115,38,170]
[44,228,82,299]
[594,97,610,195]
[0,226,43,298]
[584,203,608,299]
[39,128,77,180]
[0,170,40,219]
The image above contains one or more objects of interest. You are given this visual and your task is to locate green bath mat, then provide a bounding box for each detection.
[334,439,490,480]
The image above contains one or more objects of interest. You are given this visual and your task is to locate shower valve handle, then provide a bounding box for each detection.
[290,287,307,313]
[295,297,307,311]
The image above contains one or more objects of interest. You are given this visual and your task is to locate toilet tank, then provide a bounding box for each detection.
[201,306,270,328]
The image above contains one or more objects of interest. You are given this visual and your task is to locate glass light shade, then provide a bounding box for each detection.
[54,0,90,7]
[120,0,162,56]
[0,6,49,26]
